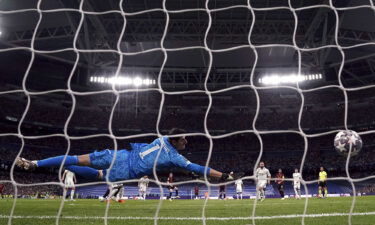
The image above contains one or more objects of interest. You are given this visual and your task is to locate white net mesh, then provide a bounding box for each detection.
[0,0,375,225]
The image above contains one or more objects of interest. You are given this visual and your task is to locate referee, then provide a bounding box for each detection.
[318,166,328,198]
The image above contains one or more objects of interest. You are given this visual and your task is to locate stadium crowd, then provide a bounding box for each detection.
[0,90,375,135]
[359,184,375,194]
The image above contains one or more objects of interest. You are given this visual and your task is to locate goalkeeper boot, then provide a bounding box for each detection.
[15,157,37,171]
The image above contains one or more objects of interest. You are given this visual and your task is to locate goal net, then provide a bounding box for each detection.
[0,0,375,225]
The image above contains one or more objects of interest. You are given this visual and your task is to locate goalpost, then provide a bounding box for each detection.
[0,0,375,225]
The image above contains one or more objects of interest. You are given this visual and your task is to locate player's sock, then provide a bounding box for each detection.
[143,193,146,200]
[65,166,100,180]
[318,189,322,197]
[240,194,243,199]
[116,188,122,201]
[113,189,120,199]
[169,192,172,199]
[108,187,119,200]
[236,194,239,199]
[261,189,265,199]
[298,189,301,198]
[37,155,78,168]
[324,189,328,197]
[176,190,179,197]
[280,190,284,198]
[70,190,75,200]
[103,189,110,198]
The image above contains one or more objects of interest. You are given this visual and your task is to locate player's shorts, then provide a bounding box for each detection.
[236,189,243,194]
[257,180,267,189]
[89,150,130,182]
[294,183,301,189]
[64,179,75,188]
[139,186,147,192]
[168,185,175,191]
[319,181,327,188]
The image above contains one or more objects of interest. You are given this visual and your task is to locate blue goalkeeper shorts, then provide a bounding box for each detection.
[89,149,130,182]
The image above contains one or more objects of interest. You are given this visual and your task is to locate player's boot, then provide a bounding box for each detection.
[15,157,37,171]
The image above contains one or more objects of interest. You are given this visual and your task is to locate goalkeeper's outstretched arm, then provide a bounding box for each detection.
[168,128,233,181]
[172,154,233,181]
[188,162,232,180]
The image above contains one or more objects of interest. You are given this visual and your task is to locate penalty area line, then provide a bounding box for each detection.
[1,212,375,220]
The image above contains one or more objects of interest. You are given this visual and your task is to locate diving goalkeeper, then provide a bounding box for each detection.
[16,128,233,182]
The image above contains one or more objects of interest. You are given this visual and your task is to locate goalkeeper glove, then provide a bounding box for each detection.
[221,173,234,181]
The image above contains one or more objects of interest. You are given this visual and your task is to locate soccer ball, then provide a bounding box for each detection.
[334,130,362,156]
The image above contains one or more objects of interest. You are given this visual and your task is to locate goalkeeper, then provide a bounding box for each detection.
[16,128,233,182]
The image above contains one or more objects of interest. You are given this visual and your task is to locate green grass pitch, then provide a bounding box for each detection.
[1,196,375,225]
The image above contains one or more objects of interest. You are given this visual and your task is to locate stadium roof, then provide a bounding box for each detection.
[0,0,374,89]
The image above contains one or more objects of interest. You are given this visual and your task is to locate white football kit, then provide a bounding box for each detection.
[138,177,149,192]
[256,167,270,188]
[235,179,243,193]
[64,170,75,188]
[293,172,302,189]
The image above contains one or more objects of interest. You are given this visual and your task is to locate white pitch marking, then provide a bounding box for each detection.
[1,212,375,221]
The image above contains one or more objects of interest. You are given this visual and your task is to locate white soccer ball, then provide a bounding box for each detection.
[334,130,362,156]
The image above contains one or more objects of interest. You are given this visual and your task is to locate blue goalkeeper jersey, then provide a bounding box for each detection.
[128,136,192,178]
[91,136,209,181]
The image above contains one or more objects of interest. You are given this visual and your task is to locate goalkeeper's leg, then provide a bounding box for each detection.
[16,150,116,171]
[16,155,80,171]
[65,166,104,181]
